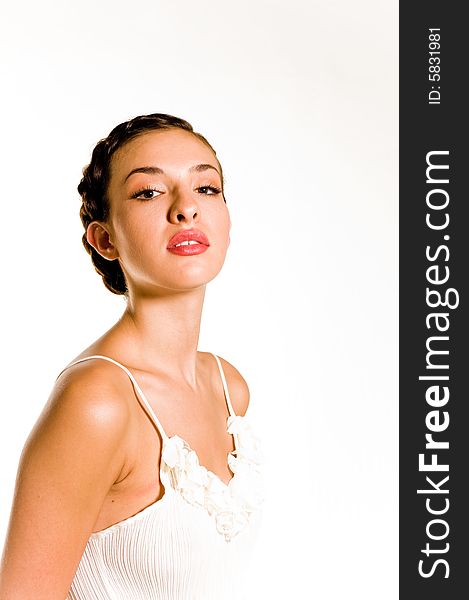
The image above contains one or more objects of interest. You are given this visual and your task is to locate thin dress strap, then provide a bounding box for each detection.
[55,355,169,442]
[209,353,236,418]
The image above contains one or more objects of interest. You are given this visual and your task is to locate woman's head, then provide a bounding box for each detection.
[78,113,229,297]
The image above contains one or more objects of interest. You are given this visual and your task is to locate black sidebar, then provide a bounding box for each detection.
[400,3,468,598]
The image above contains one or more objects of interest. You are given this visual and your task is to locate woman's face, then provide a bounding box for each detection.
[96,128,231,295]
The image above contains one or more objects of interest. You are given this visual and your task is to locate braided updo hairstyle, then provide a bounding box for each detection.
[77,113,224,296]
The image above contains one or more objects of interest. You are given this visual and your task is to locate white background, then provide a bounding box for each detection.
[0,1,398,598]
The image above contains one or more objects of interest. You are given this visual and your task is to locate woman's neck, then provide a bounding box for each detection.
[101,286,206,387]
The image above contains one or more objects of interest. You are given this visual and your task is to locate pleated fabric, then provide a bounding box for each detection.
[56,353,264,600]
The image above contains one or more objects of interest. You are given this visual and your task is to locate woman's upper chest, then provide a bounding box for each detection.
[92,354,236,532]
[128,352,236,477]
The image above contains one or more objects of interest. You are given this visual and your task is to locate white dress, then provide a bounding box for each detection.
[55,353,265,600]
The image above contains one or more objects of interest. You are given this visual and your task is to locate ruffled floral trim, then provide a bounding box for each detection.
[161,416,265,542]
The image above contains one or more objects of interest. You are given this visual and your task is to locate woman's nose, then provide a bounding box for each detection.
[168,190,199,224]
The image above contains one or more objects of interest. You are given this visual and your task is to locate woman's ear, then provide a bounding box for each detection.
[86,222,119,260]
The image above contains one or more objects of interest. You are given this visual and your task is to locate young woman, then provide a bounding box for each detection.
[0,114,264,599]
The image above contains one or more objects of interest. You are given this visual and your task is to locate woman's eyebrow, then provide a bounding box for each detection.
[123,163,220,183]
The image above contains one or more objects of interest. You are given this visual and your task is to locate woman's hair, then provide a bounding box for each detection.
[77,113,224,296]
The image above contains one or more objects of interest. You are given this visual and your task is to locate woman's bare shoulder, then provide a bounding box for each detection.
[209,353,251,417]
[22,356,134,495]
[44,357,133,436]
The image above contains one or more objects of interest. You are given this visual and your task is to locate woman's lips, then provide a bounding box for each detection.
[167,228,210,256]
[167,242,209,256]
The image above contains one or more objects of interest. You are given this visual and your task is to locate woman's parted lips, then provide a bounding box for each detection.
[167,228,210,249]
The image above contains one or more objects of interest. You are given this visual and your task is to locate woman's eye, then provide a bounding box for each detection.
[130,185,221,200]
[130,187,163,200]
[197,185,222,195]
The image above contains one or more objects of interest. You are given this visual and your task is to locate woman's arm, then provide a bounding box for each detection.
[0,365,131,600]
